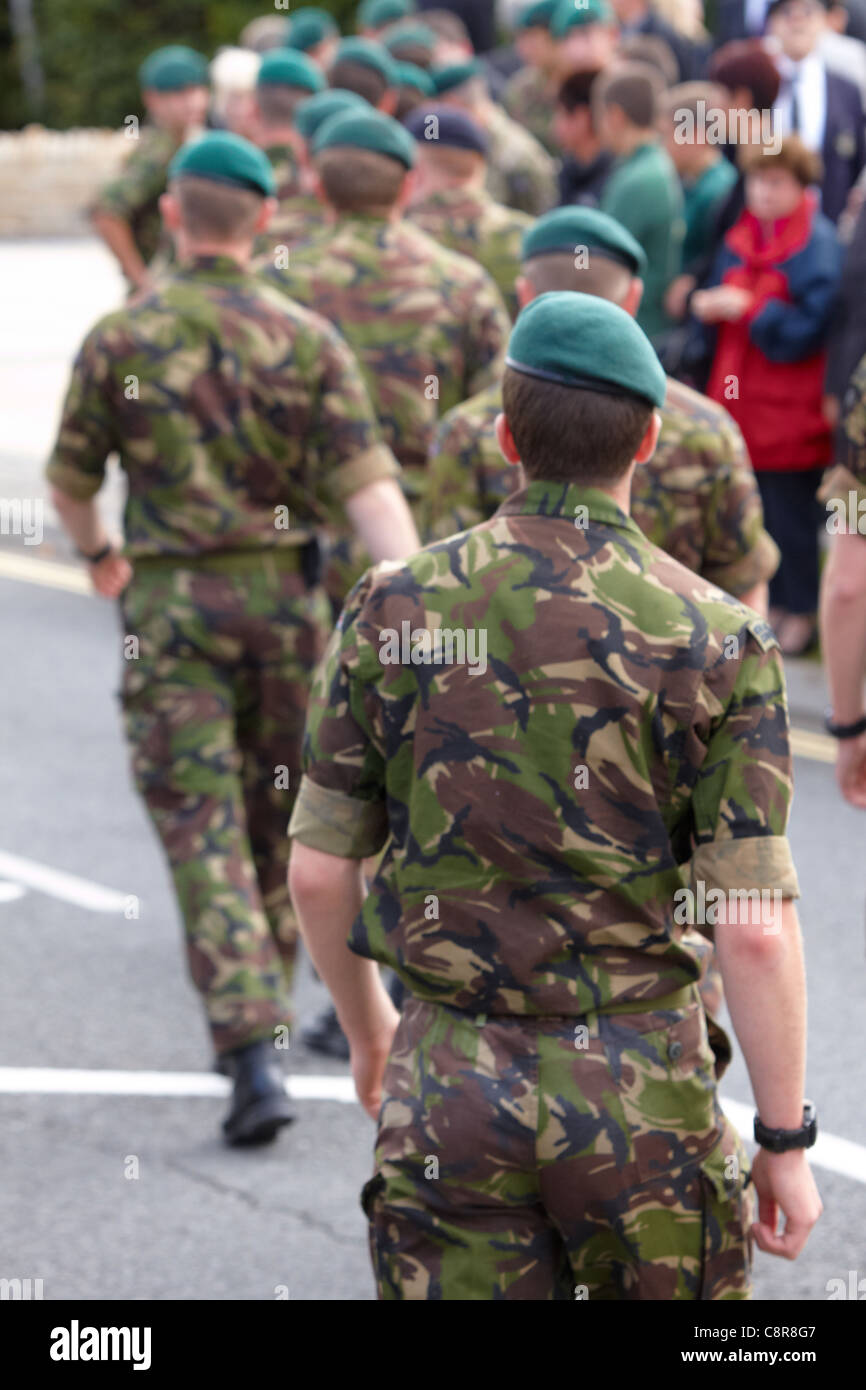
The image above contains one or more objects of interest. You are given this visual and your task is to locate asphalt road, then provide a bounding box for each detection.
[1,237,864,1304]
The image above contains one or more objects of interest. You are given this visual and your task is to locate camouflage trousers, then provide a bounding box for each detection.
[362,988,753,1300]
[119,554,330,1055]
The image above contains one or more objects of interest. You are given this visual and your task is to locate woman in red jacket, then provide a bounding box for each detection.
[692,136,842,655]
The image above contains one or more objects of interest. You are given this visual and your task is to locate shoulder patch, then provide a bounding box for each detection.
[745,616,779,653]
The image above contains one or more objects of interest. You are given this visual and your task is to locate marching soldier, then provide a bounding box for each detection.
[250,47,325,205]
[48,131,420,1147]
[288,290,821,1299]
[90,45,209,293]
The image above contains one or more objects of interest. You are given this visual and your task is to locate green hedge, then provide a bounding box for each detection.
[2,0,356,130]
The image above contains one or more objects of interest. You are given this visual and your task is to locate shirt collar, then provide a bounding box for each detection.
[178,253,252,281]
[496,480,644,536]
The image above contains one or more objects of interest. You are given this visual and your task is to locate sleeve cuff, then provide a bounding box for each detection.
[702,529,780,596]
[331,445,400,503]
[44,459,105,501]
[689,835,800,899]
[288,775,388,859]
[818,464,866,510]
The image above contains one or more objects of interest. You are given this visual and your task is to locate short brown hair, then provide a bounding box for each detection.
[593,62,663,129]
[617,34,679,87]
[739,133,823,185]
[173,175,263,239]
[502,368,652,485]
[386,39,434,68]
[256,84,310,126]
[521,250,633,302]
[416,143,484,178]
[660,81,727,128]
[328,57,389,104]
[421,9,472,46]
[314,145,407,210]
[708,39,781,110]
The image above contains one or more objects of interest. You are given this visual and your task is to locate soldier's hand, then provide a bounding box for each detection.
[89,549,133,599]
[750,1148,822,1260]
[835,732,866,808]
[349,1000,401,1121]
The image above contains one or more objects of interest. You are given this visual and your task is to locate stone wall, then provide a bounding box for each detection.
[0,127,127,237]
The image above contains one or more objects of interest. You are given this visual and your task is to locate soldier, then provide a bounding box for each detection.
[260,108,510,498]
[358,0,417,37]
[285,7,341,71]
[47,132,420,1147]
[255,87,369,255]
[327,37,399,110]
[382,22,438,69]
[392,61,436,120]
[430,59,558,216]
[502,0,561,156]
[287,290,821,1299]
[90,45,209,293]
[250,48,325,204]
[404,105,532,318]
[818,355,866,807]
[549,0,621,75]
[424,206,778,619]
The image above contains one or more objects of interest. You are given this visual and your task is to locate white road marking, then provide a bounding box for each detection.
[0,850,130,913]
[0,881,26,903]
[0,1067,861,1184]
[0,551,89,593]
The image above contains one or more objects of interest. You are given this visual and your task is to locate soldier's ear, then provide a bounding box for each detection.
[634,409,662,466]
[495,412,521,466]
[379,89,398,115]
[622,277,644,319]
[256,197,278,234]
[396,170,416,211]
[159,192,181,232]
[515,276,535,311]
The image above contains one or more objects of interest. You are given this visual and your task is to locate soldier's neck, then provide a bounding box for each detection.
[181,240,252,268]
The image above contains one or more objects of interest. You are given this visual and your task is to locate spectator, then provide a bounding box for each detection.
[594,62,685,340]
[553,69,614,205]
[661,81,739,298]
[767,0,866,222]
[691,136,841,653]
[608,0,710,78]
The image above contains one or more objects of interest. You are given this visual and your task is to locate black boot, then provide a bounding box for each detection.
[220,1040,296,1146]
[301,1004,350,1061]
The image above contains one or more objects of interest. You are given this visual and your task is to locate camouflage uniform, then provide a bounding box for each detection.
[483,103,558,217]
[263,140,304,202]
[422,374,780,599]
[818,350,866,515]
[46,254,399,1056]
[501,65,558,156]
[260,215,510,602]
[408,187,533,319]
[91,126,180,275]
[289,481,799,1299]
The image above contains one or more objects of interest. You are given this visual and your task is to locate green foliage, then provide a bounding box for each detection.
[2,0,357,130]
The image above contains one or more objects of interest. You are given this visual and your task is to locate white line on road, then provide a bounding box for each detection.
[0,551,89,593]
[0,851,131,914]
[0,1067,862,1185]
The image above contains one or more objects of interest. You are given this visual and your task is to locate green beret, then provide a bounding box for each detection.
[312,106,416,168]
[332,37,396,84]
[138,45,209,92]
[522,206,646,276]
[430,59,484,94]
[506,292,666,407]
[257,48,326,92]
[551,0,614,38]
[358,0,416,28]
[515,0,560,30]
[294,87,369,139]
[287,7,339,52]
[169,131,276,197]
[393,61,435,94]
[383,23,437,54]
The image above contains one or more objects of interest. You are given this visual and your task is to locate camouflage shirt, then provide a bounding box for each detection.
[501,65,558,156]
[263,139,303,202]
[259,214,510,474]
[255,191,329,261]
[422,374,779,597]
[91,125,180,268]
[46,254,399,559]
[289,482,798,1016]
[819,349,866,516]
[407,186,532,319]
[483,103,558,218]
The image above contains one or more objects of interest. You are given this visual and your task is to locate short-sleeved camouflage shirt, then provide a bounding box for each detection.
[46,255,399,559]
[91,125,180,268]
[501,64,558,156]
[263,140,303,202]
[483,103,558,217]
[407,186,532,319]
[819,349,866,519]
[290,482,798,1016]
[254,192,328,261]
[422,374,779,597]
[259,214,510,474]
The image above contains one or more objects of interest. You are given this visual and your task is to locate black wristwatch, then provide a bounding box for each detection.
[754,1101,817,1153]
[824,709,866,740]
[77,543,112,565]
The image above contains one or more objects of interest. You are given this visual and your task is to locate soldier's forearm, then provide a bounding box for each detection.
[50,489,109,557]
[345,478,420,563]
[715,898,807,1131]
[288,842,392,1047]
[90,211,149,287]
[820,531,866,723]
